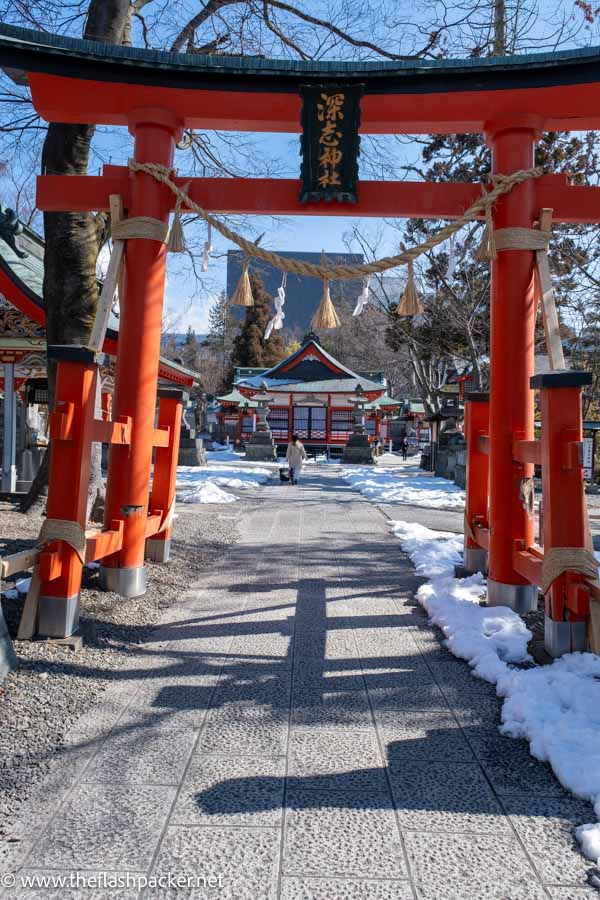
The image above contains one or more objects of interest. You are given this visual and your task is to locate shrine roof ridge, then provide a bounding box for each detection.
[241,377,386,393]
[3,24,600,94]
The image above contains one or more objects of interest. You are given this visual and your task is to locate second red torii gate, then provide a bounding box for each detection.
[1,23,598,653]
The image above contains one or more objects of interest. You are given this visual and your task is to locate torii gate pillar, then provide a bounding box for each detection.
[486,120,539,612]
[100,108,182,597]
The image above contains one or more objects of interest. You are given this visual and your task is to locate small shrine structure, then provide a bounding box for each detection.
[220,335,400,451]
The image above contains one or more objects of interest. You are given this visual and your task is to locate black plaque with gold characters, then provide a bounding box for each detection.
[299,84,363,204]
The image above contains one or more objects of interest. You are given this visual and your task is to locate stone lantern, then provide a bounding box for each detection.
[245,382,277,461]
[342,383,375,464]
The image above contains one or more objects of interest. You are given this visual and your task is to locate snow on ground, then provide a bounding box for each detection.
[390,519,600,866]
[341,462,465,510]
[311,454,341,465]
[182,482,237,504]
[206,443,244,463]
[176,463,271,504]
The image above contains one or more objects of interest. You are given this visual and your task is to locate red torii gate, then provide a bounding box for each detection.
[1,25,598,653]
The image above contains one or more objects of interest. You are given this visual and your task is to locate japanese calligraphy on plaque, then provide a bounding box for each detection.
[299,84,363,204]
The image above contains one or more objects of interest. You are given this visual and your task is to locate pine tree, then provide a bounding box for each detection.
[181,326,199,369]
[230,273,286,370]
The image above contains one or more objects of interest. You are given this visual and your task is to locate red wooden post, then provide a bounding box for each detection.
[146,388,184,563]
[101,108,182,597]
[38,347,98,637]
[485,119,539,612]
[533,371,593,655]
[463,392,490,574]
[289,394,294,441]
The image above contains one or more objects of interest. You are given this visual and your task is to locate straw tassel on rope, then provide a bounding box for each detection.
[475,186,497,262]
[396,244,423,316]
[167,181,189,253]
[231,257,254,307]
[312,278,340,329]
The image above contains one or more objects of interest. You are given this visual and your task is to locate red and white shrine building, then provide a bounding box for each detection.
[218,336,400,449]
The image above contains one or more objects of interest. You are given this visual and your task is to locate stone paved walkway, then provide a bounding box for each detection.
[3,469,596,899]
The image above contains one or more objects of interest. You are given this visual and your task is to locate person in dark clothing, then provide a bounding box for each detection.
[401,436,409,460]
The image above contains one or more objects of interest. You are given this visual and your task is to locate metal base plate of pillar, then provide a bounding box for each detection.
[38,594,80,639]
[146,537,172,563]
[486,578,538,613]
[99,565,147,598]
[463,546,488,576]
[544,616,588,658]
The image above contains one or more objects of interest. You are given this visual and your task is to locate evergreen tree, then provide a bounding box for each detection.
[161,333,178,359]
[230,274,286,370]
[206,289,237,353]
[181,326,199,369]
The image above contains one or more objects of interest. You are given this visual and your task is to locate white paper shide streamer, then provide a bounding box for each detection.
[265,273,286,339]
[201,223,213,272]
[353,277,371,317]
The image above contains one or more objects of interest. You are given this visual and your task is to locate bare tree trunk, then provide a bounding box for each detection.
[408,345,441,417]
[493,0,506,56]
[465,325,484,391]
[20,0,130,513]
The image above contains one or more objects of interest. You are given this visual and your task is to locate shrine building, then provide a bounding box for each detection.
[218,334,400,450]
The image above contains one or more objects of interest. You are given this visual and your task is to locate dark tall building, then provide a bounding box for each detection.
[226,250,364,335]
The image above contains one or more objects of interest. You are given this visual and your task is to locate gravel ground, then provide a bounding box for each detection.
[522,597,546,652]
[0,495,254,840]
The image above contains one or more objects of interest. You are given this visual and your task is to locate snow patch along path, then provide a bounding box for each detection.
[391,519,600,868]
[176,463,271,504]
[341,462,465,510]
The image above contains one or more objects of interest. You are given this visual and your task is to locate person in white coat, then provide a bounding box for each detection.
[286,434,308,485]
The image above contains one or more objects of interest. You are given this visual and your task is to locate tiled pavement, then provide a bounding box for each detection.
[3,469,597,899]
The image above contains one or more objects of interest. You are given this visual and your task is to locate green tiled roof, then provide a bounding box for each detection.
[364,395,401,410]
[2,23,600,92]
[218,388,259,407]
